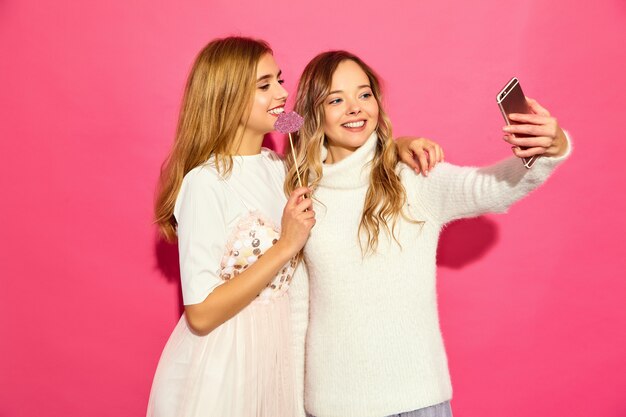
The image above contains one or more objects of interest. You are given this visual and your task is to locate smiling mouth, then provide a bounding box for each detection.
[268,106,285,116]
[341,120,366,128]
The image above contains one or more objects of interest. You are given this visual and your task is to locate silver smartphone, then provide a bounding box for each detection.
[496,77,537,169]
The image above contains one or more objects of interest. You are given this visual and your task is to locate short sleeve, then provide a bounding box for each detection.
[174,167,229,305]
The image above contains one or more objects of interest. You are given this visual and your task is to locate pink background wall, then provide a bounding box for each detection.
[1,0,625,416]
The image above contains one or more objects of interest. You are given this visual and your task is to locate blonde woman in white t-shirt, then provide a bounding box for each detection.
[146,36,315,417]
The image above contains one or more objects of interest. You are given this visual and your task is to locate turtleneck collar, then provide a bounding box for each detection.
[319,131,378,189]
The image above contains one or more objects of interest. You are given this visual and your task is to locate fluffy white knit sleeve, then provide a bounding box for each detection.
[411,133,572,225]
[288,262,309,417]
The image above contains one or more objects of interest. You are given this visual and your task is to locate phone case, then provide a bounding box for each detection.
[497,77,538,169]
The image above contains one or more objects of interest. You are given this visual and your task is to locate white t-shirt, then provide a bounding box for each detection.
[173,149,288,305]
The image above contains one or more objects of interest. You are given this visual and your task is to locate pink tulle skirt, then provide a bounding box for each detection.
[146,294,296,417]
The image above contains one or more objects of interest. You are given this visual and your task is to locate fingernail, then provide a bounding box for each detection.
[503,126,512,132]
[424,170,429,176]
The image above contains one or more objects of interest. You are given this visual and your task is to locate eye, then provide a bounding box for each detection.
[259,84,270,91]
[360,91,373,99]
[328,98,342,105]
[278,79,285,85]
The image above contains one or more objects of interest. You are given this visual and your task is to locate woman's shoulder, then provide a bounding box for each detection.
[261,147,283,161]
[174,164,228,220]
[260,147,287,178]
[178,161,235,205]
[261,147,285,168]
[182,162,223,188]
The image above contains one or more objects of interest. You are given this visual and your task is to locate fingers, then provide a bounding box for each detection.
[415,148,430,176]
[526,97,551,117]
[297,206,316,231]
[396,137,445,176]
[398,149,420,172]
[395,137,420,172]
[503,123,557,138]
[507,112,551,125]
[511,146,546,158]
[424,148,435,172]
[432,143,444,163]
[503,134,553,148]
[287,187,311,207]
[283,193,315,234]
[294,195,313,213]
[412,141,444,176]
[301,209,316,220]
[504,98,555,161]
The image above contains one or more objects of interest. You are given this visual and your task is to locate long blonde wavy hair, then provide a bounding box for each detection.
[285,51,416,255]
[155,37,272,242]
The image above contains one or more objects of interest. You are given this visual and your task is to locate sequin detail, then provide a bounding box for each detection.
[220,210,296,301]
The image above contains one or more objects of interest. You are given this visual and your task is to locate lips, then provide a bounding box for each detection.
[341,120,365,128]
[268,106,285,116]
[341,119,367,131]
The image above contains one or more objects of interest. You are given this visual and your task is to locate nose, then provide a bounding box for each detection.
[346,99,360,115]
[276,82,288,102]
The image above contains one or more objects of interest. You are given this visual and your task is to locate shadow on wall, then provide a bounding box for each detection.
[437,216,499,269]
[154,235,184,316]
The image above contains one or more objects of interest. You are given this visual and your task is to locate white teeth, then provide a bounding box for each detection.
[268,107,285,115]
[342,121,365,128]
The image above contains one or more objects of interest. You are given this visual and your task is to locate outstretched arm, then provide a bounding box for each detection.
[410,98,571,224]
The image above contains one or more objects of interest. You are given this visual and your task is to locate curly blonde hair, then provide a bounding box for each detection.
[285,51,417,255]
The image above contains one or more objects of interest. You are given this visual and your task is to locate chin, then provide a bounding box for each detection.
[341,136,369,150]
[354,130,375,144]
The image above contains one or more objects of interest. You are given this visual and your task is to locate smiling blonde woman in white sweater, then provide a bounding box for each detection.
[285,51,571,417]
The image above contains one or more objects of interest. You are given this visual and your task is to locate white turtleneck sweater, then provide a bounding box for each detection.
[288,132,571,417]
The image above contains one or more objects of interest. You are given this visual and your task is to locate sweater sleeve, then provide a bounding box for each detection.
[289,261,309,417]
[410,132,572,225]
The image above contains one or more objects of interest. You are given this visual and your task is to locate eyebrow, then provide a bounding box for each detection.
[328,84,371,95]
[257,70,282,82]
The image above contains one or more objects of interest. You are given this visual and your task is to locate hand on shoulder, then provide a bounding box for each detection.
[395,136,445,176]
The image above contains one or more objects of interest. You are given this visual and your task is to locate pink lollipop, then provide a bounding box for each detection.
[274,111,304,133]
[275,111,305,187]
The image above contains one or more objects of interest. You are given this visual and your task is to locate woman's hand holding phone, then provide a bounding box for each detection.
[502,97,569,160]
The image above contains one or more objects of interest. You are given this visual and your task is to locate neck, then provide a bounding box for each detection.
[235,126,264,155]
[319,131,379,189]
[325,144,359,164]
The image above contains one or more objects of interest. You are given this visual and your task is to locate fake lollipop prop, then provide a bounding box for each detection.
[275,111,305,187]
